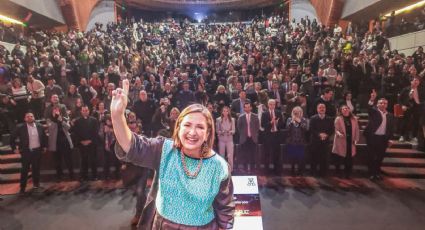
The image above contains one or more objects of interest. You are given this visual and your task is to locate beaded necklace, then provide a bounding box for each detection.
[180,151,203,179]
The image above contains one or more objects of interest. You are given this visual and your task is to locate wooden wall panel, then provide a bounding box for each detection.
[59,0,100,31]
[72,0,101,31]
[310,0,344,26]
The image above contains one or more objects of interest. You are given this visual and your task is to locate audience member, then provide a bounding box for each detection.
[286,106,308,176]
[332,105,360,178]
[10,112,47,194]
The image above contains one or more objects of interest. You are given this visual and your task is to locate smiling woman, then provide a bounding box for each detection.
[111,80,234,230]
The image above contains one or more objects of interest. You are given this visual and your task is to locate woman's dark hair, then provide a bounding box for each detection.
[343,91,352,99]
[338,104,354,118]
[96,101,105,110]
[104,114,111,121]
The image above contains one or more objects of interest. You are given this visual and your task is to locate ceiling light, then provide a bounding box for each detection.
[0,14,24,25]
[384,0,425,17]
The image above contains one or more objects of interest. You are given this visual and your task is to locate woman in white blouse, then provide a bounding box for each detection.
[324,62,338,87]
[10,78,29,122]
[216,106,236,170]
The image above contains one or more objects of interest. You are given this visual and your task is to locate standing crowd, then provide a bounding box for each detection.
[1,12,425,192]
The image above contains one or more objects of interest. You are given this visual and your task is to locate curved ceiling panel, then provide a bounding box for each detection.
[119,0,281,11]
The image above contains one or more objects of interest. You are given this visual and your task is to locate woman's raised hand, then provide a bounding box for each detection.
[111,79,129,117]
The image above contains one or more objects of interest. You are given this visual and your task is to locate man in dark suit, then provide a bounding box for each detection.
[177,73,196,91]
[261,99,284,174]
[230,90,251,118]
[347,57,362,99]
[230,82,243,100]
[382,68,399,113]
[238,68,249,85]
[312,73,329,97]
[133,90,157,136]
[268,81,285,110]
[72,105,99,181]
[358,56,373,110]
[314,87,337,118]
[247,82,262,106]
[285,82,301,116]
[237,102,260,172]
[281,75,292,96]
[365,91,395,180]
[175,81,196,111]
[145,74,161,101]
[309,103,334,176]
[10,112,47,194]
[262,73,274,92]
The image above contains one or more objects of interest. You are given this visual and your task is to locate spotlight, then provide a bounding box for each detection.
[0,14,25,25]
[384,0,425,17]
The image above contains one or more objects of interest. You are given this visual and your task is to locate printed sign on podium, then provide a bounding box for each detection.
[232,176,263,230]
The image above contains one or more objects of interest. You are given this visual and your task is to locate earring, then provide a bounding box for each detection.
[201,142,209,157]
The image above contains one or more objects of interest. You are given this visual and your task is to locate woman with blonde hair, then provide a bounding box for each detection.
[332,105,360,178]
[214,85,230,112]
[111,80,234,229]
[165,107,180,137]
[286,106,309,176]
[216,106,236,170]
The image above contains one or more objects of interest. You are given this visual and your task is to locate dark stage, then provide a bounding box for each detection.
[1,177,425,230]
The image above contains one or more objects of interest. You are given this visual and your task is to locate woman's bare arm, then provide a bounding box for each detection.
[111,79,132,153]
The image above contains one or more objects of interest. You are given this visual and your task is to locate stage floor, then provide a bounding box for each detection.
[1,176,425,230]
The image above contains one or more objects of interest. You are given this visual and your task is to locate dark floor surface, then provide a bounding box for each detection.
[1,177,425,230]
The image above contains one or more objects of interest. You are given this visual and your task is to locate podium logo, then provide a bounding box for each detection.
[247,178,256,186]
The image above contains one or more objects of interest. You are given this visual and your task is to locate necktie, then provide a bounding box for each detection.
[271,110,277,132]
[246,114,251,137]
[160,75,164,88]
[275,91,280,104]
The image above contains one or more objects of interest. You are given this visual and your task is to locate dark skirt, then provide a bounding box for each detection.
[151,213,218,230]
[286,144,305,162]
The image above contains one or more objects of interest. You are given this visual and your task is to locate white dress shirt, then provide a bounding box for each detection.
[375,110,387,135]
[270,110,277,132]
[412,88,420,105]
[246,113,251,137]
[27,123,41,150]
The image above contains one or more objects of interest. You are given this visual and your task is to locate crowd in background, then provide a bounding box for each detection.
[384,7,425,37]
[0,10,425,184]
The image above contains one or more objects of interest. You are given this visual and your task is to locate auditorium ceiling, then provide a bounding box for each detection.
[118,0,282,11]
[342,0,422,21]
[0,0,65,28]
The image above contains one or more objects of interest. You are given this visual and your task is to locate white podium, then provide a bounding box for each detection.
[232,176,263,230]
